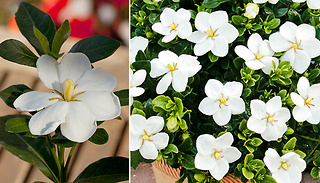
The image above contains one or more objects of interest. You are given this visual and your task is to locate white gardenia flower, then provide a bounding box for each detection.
[199,79,245,126]
[247,96,290,141]
[150,50,201,94]
[264,148,306,183]
[269,21,320,74]
[187,11,239,57]
[235,33,279,75]
[253,0,279,4]
[290,76,320,124]
[292,0,320,9]
[130,114,169,159]
[130,36,148,64]
[13,53,121,142]
[195,132,241,180]
[152,8,192,43]
[244,3,259,19]
[130,69,147,105]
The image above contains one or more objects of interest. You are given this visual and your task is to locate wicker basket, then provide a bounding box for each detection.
[152,160,243,183]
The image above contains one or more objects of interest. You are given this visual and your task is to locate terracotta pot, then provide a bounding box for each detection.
[152,160,243,183]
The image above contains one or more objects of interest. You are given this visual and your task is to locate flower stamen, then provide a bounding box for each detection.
[206,27,219,38]
[255,52,263,60]
[262,113,277,126]
[279,161,290,171]
[216,94,229,108]
[141,130,152,145]
[289,38,303,53]
[169,22,178,32]
[49,79,85,102]
[167,62,178,76]
[211,150,223,160]
[304,97,315,108]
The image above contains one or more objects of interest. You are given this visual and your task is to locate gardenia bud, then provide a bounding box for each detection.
[244,3,259,19]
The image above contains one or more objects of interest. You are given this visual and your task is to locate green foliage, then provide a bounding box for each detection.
[51,20,70,57]
[114,89,129,106]
[89,128,109,145]
[270,61,293,86]
[0,85,32,109]
[5,116,30,133]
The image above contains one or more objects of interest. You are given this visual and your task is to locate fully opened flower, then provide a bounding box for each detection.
[290,76,320,124]
[244,3,259,19]
[152,8,192,43]
[130,114,169,159]
[292,0,320,9]
[269,21,320,74]
[195,132,241,180]
[14,53,121,142]
[130,36,148,64]
[187,11,239,57]
[198,79,245,126]
[150,50,201,94]
[247,96,290,141]
[235,33,279,75]
[253,0,279,4]
[264,148,306,183]
[130,69,146,105]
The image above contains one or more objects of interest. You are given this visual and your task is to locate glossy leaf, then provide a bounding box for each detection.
[69,35,120,63]
[74,156,129,183]
[51,132,77,147]
[0,85,32,109]
[5,116,30,133]
[51,20,70,56]
[114,89,129,106]
[181,154,195,170]
[202,0,231,8]
[89,128,109,145]
[0,39,38,67]
[33,26,50,54]
[15,2,56,55]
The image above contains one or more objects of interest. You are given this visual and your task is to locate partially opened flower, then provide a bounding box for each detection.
[198,79,245,126]
[130,36,148,64]
[152,8,192,43]
[195,132,241,180]
[130,114,169,159]
[235,33,279,75]
[292,0,320,9]
[269,21,320,74]
[264,148,306,183]
[130,69,146,105]
[253,0,278,4]
[14,53,121,142]
[150,50,201,94]
[244,3,259,19]
[290,76,320,124]
[247,96,290,141]
[187,11,239,56]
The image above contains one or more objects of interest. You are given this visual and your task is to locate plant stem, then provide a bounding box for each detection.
[58,146,65,182]
[298,135,320,142]
[306,142,320,161]
[45,136,61,183]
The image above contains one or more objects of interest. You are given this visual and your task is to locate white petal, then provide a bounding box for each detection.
[280,48,295,63]
[209,158,229,180]
[300,38,320,58]
[211,37,229,57]
[297,76,310,98]
[290,92,305,108]
[150,58,169,78]
[208,11,228,28]
[247,117,267,134]
[194,39,214,56]
[253,0,267,3]
[259,40,274,56]
[269,32,291,52]
[213,106,231,126]
[296,24,316,41]
[199,97,220,115]
[195,153,216,170]
[74,67,117,93]
[158,50,178,65]
[131,69,147,87]
[160,8,176,26]
[130,133,142,151]
[279,21,297,43]
[140,140,158,159]
[36,55,59,89]
[250,99,266,118]
[58,53,91,83]
[14,91,60,112]
[196,134,216,156]
[130,36,148,64]
[288,155,306,172]
[260,57,278,75]
[130,114,147,136]
[215,132,234,148]
[261,122,287,141]
[264,148,281,173]
[291,50,310,74]
[309,84,320,99]
[162,31,178,43]
[205,79,223,99]
[274,108,291,122]
[152,22,171,36]
[307,0,320,9]
[175,8,191,24]
[223,82,243,98]
[217,23,239,43]
[60,102,97,142]
[292,0,305,2]
[76,91,120,121]
[177,55,201,77]
[130,87,145,97]
[145,116,165,135]
[234,45,255,61]
[186,31,208,43]
[248,33,263,55]
[287,166,303,183]
[150,132,169,149]
[245,60,265,70]
[292,106,311,122]
[29,101,69,135]
[268,0,279,4]
[176,23,192,39]
[221,147,241,163]
[156,73,172,94]
[272,170,290,183]
[172,70,188,92]
[307,106,320,124]
[195,12,210,32]
[228,97,245,114]
[266,96,282,115]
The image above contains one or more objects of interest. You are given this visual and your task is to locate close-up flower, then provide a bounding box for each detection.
[269,21,320,74]
[253,0,279,4]
[264,148,306,183]
[130,69,146,105]
[130,114,169,160]
[198,79,245,126]
[292,0,320,9]
[244,3,259,19]
[187,11,239,56]
[247,96,290,141]
[150,50,201,94]
[13,53,121,142]
[235,33,279,75]
[195,132,241,180]
[130,36,148,64]
[152,8,192,43]
[290,76,320,124]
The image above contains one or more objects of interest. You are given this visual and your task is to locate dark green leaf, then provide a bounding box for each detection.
[202,0,231,8]
[33,26,50,54]
[0,39,38,67]
[5,116,30,133]
[89,128,109,145]
[51,132,77,147]
[267,19,281,29]
[15,2,56,55]
[0,85,32,109]
[51,20,70,56]
[114,89,129,106]
[74,156,129,183]
[181,154,195,170]
[208,52,219,63]
[69,35,120,63]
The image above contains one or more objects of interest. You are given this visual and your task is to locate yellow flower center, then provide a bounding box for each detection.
[211,150,223,160]
[279,161,290,171]
[289,38,302,53]
[255,53,263,60]
[217,94,229,108]
[49,79,85,102]
[169,23,178,31]
[262,113,277,126]
[304,97,314,108]
[141,130,152,145]
[206,27,218,38]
